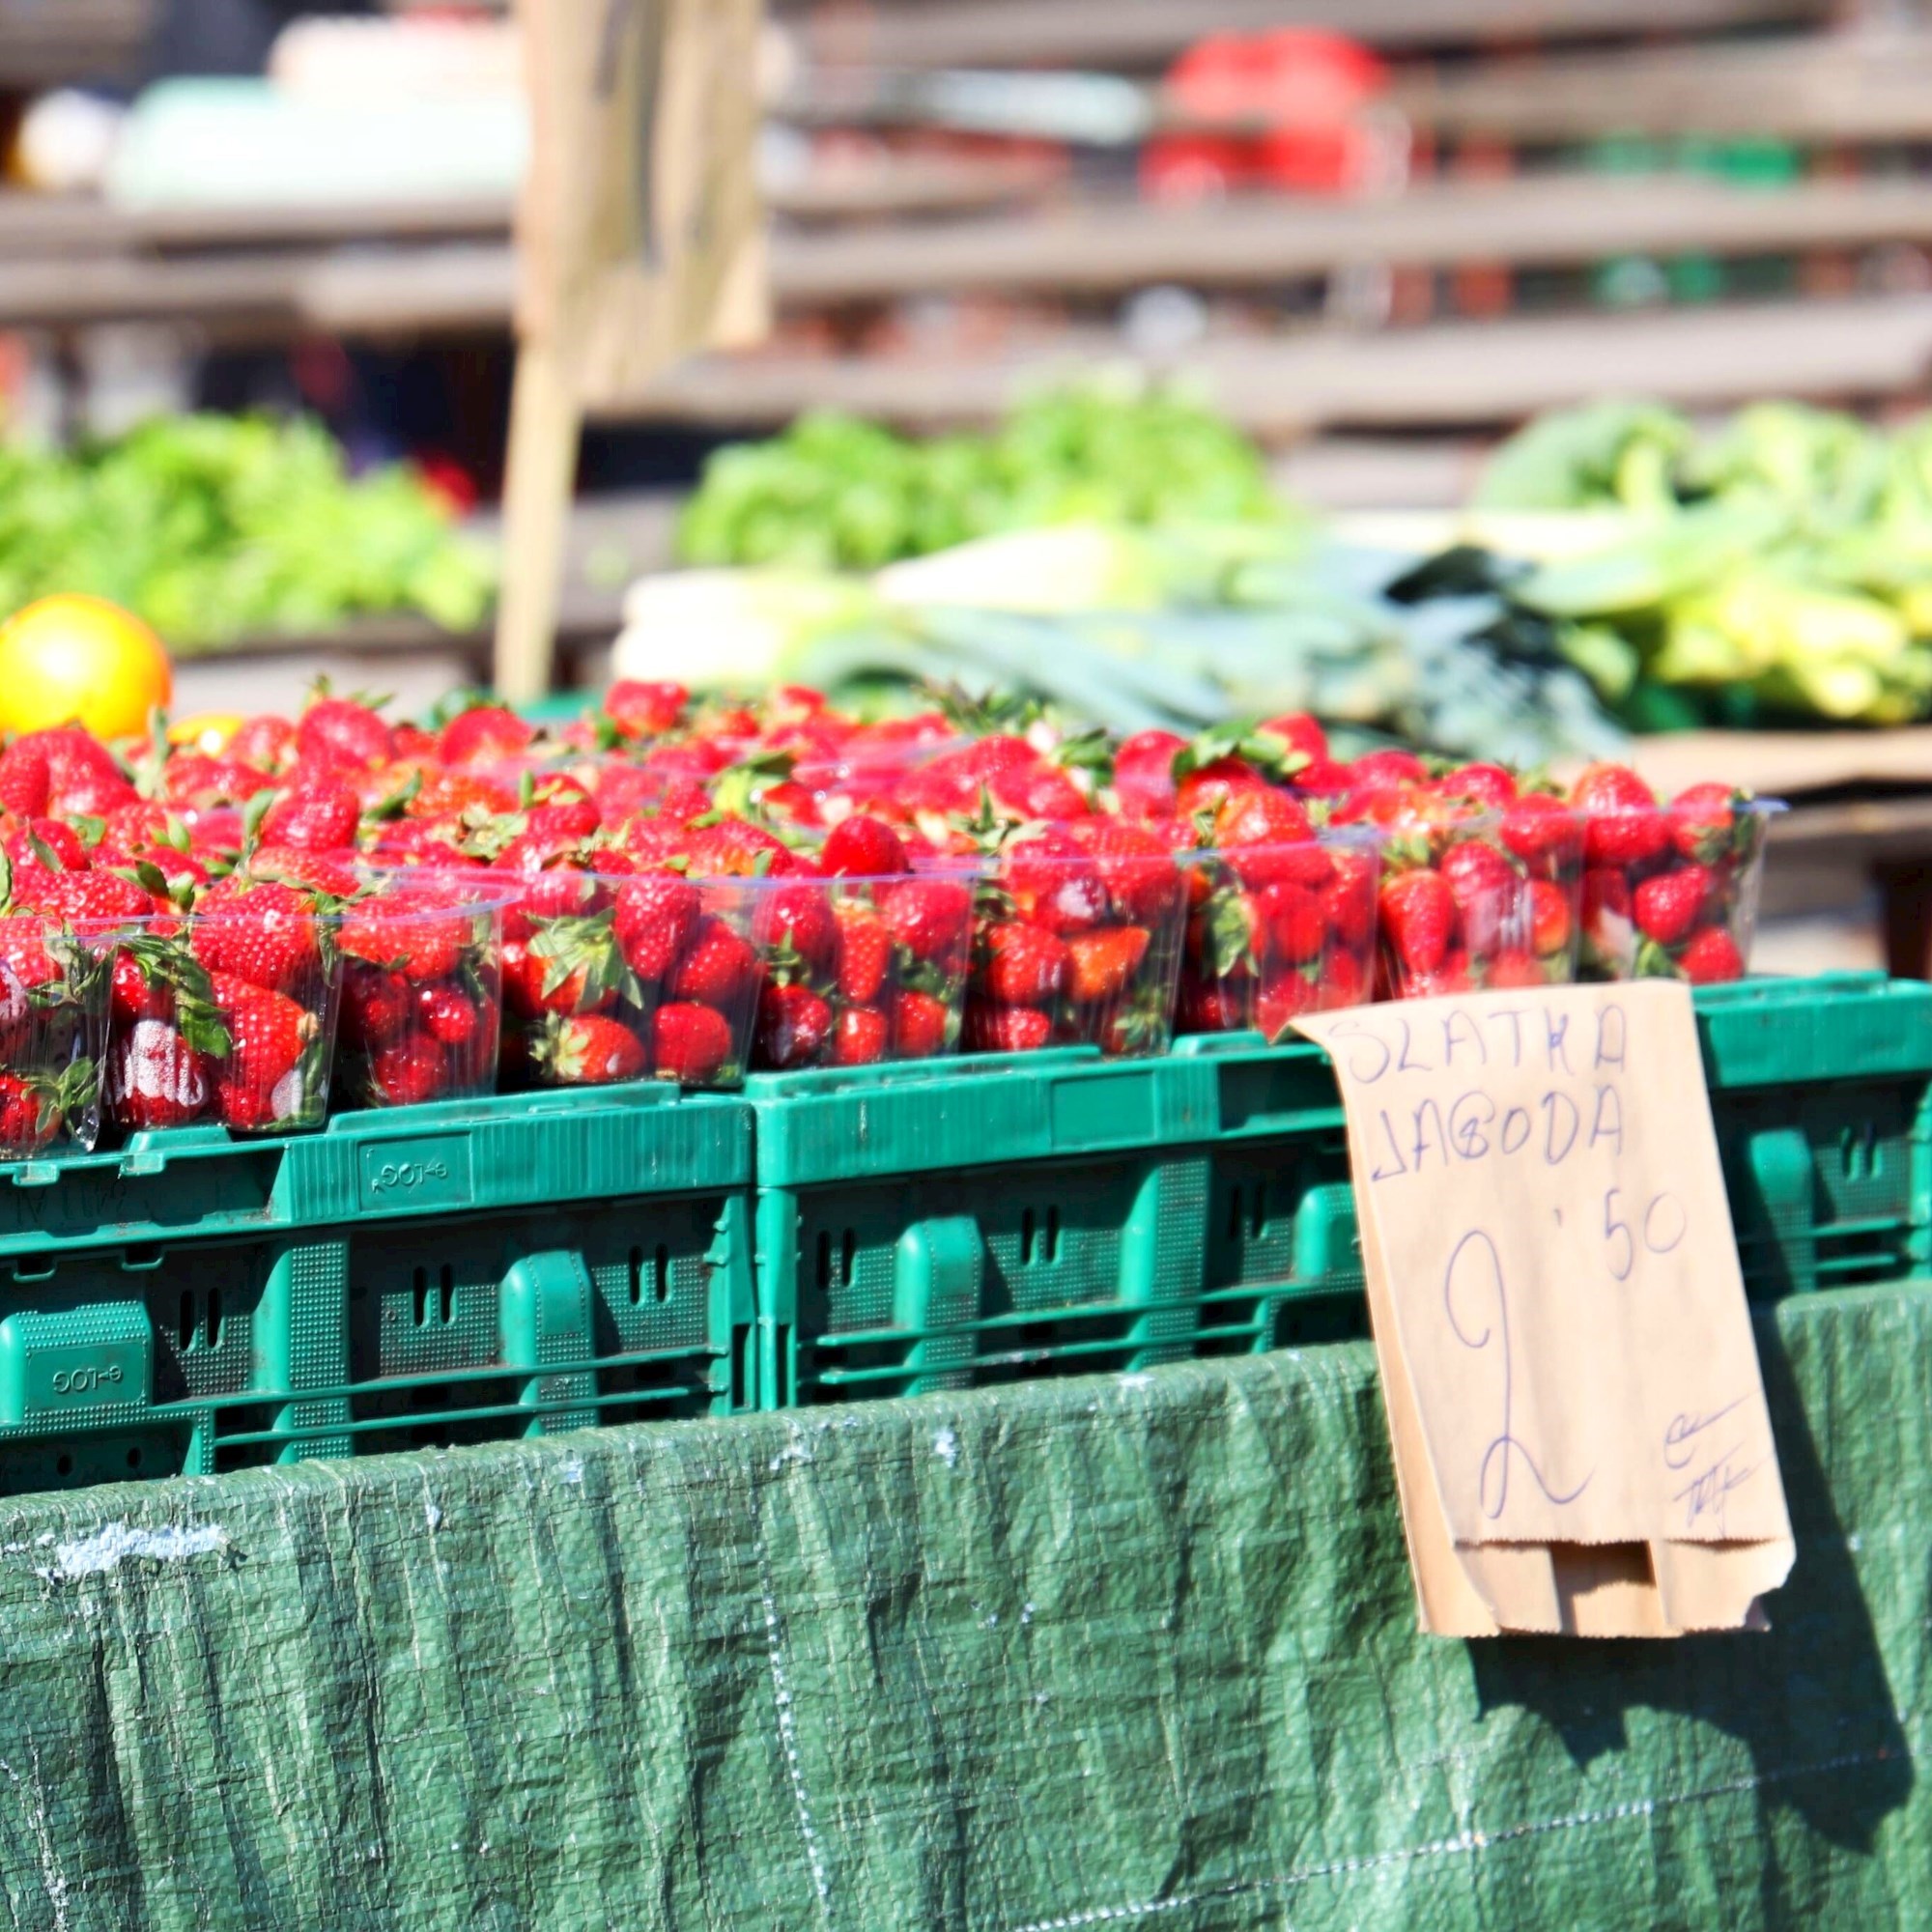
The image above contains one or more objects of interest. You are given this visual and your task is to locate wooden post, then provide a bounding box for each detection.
[496,0,768,701]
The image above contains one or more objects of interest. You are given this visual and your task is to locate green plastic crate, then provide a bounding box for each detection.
[750,974,1932,1407]
[0,1086,753,1492]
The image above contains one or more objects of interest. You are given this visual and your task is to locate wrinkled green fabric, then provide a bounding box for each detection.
[0,1285,1920,1930]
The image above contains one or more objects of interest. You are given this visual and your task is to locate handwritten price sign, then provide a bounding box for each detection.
[1298,982,1793,1638]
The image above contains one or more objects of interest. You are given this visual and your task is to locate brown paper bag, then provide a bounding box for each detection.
[1297,982,1793,1637]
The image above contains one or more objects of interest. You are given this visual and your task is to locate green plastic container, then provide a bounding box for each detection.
[0,1086,753,1492]
[750,974,1932,1407]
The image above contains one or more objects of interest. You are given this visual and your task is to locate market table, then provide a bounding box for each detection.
[0,1286,1920,1929]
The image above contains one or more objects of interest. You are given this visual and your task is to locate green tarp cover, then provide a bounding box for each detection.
[0,1285,1922,1929]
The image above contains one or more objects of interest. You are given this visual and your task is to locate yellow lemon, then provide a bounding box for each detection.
[169,712,243,755]
[0,595,173,741]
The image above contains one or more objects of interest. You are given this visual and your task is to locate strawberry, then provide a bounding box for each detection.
[247,847,361,899]
[1581,867,1633,952]
[417,980,483,1048]
[340,897,469,983]
[0,741,50,817]
[1077,821,1184,923]
[208,972,319,1130]
[834,911,892,1005]
[1378,869,1456,980]
[297,691,393,773]
[753,880,838,974]
[1634,866,1715,948]
[1670,782,1742,865]
[1173,757,1267,821]
[1178,979,1247,1034]
[1486,952,1549,990]
[1571,762,1669,867]
[1111,729,1187,817]
[1258,712,1329,764]
[1255,969,1320,1042]
[1679,925,1746,985]
[110,1020,213,1130]
[536,1012,650,1085]
[1317,947,1367,1009]
[367,1038,448,1107]
[820,814,910,878]
[1498,793,1580,868]
[1347,750,1430,791]
[650,1002,734,1083]
[1435,762,1517,810]
[1065,926,1151,1005]
[987,759,1088,822]
[613,873,701,981]
[259,781,360,853]
[191,882,324,996]
[1005,838,1108,936]
[668,919,757,1012]
[605,679,689,739]
[981,923,1069,1008]
[411,769,519,821]
[110,949,172,1029]
[19,727,135,814]
[160,753,273,810]
[10,820,85,875]
[231,715,298,774]
[1529,879,1574,959]
[882,878,973,965]
[964,1002,1054,1053]
[1210,788,1313,851]
[501,935,617,1020]
[0,1073,58,1155]
[1320,859,1377,951]
[37,869,153,927]
[756,982,834,1069]
[341,964,413,1050]
[680,815,788,878]
[438,703,533,766]
[891,989,952,1059]
[1253,881,1328,966]
[831,1005,891,1066]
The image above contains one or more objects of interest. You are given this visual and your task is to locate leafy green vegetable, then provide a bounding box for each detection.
[0,414,495,649]
[674,378,1287,571]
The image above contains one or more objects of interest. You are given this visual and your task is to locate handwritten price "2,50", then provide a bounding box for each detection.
[1602,1187,1687,1282]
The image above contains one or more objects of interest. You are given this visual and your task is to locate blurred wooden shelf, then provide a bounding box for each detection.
[634,294,1932,436]
[786,0,1826,71]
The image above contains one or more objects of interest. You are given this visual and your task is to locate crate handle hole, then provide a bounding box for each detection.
[122,1243,163,1272]
[1020,1208,1036,1265]
[412,1266,430,1328]
[627,1246,644,1305]
[439,1264,455,1325]
[207,1287,223,1348]
[839,1229,856,1289]
[654,1243,670,1303]
[814,1231,831,1293]
[55,1455,71,1478]
[178,1290,196,1351]
[1044,1206,1060,1264]
[11,1255,53,1284]
[1226,1187,1243,1242]
[126,1448,141,1470]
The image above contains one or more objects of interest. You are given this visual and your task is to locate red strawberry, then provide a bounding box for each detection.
[417,980,482,1048]
[1173,758,1267,821]
[964,1002,1054,1053]
[1581,867,1633,952]
[19,727,135,814]
[1634,866,1715,947]
[1679,925,1746,984]
[987,759,1089,822]
[605,679,689,739]
[340,896,469,984]
[1210,788,1313,851]
[160,753,273,810]
[1065,925,1151,1005]
[882,878,973,965]
[1670,782,1742,865]
[1498,793,1580,868]
[982,923,1069,1008]
[668,919,757,1012]
[1571,762,1669,867]
[247,847,361,900]
[0,1074,57,1155]
[297,691,393,773]
[1078,821,1184,923]
[1320,859,1377,951]
[1438,840,1517,955]
[1486,952,1549,990]
[756,982,833,1069]
[0,741,50,817]
[1317,947,1367,1009]
[834,911,892,1005]
[438,704,533,766]
[10,819,86,875]
[191,882,323,996]
[1255,969,1320,1042]
[38,869,153,927]
[650,1002,734,1083]
[1348,750,1430,791]
[259,781,360,853]
[680,815,788,878]
[613,872,701,981]
[537,1012,650,1085]
[501,935,616,1020]
[368,1038,448,1107]
[1178,979,1247,1034]
[1259,712,1329,764]
[1436,762,1517,810]
[1253,881,1327,966]
[753,880,838,973]
[341,964,413,1050]
[1378,869,1456,980]
[110,1020,213,1130]
[831,1005,891,1066]
[1529,880,1574,959]
[1111,729,1187,817]
[820,814,910,878]
[208,972,319,1129]
[110,949,172,1030]
[231,715,297,774]
[891,989,951,1059]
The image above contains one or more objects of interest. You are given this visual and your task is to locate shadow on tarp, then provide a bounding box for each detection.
[1466,1311,1912,1855]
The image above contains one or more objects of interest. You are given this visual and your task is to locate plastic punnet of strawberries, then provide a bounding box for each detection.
[336,872,509,1108]
[1564,764,1777,985]
[750,813,976,1072]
